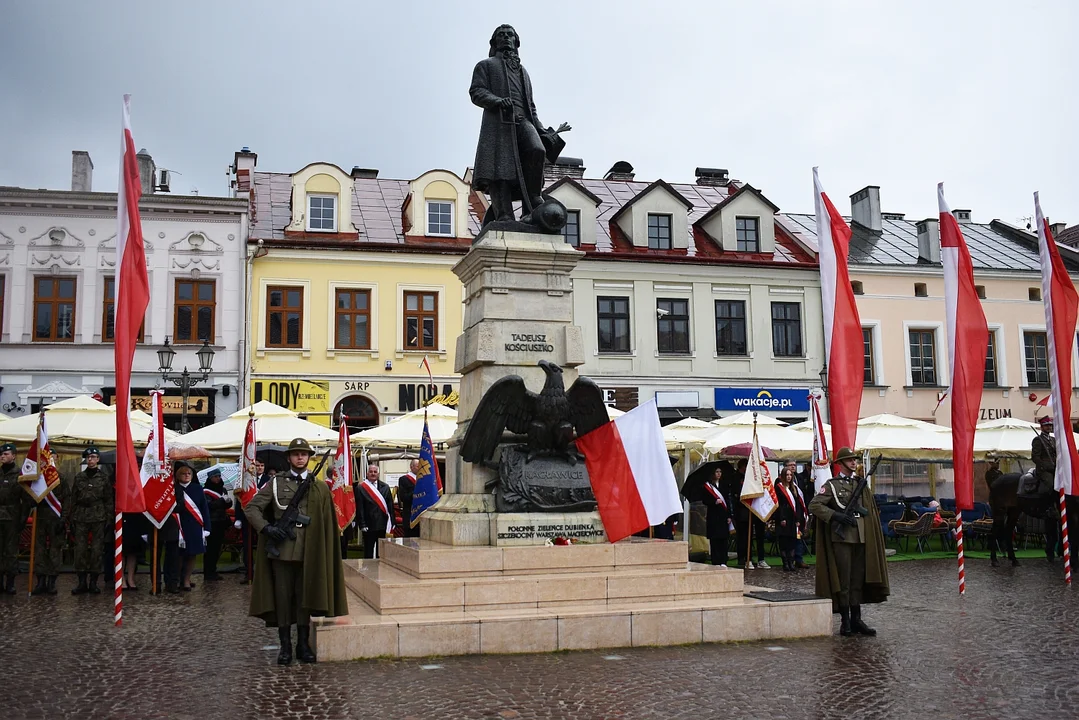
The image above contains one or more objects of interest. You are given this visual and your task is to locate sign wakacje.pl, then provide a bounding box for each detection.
[713,388,810,413]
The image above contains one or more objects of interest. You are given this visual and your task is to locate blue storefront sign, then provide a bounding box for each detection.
[714,388,810,413]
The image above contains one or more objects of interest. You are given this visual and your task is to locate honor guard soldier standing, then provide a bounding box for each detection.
[68,447,111,595]
[1031,416,1064,561]
[30,472,65,596]
[245,438,348,665]
[0,442,29,594]
[808,447,890,636]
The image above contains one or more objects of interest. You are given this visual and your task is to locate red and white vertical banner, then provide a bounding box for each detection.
[331,415,357,532]
[741,420,778,522]
[236,414,259,508]
[1036,192,1079,586]
[808,389,831,493]
[114,94,151,626]
[140,390,176,529]
[20,411,62,502]
[939,183,989,595]
[813,168,864,461]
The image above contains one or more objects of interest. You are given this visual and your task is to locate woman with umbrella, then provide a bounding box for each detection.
[684,460,736,568]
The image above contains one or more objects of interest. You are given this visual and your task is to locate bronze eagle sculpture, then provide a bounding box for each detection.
[460,360,610,464]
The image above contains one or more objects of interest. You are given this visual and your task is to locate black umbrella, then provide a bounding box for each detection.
[256,445,289,473]
[682,460,734,503]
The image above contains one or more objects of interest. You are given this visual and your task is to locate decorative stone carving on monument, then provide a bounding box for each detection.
[459,359,608,512]
[470,24,573,238]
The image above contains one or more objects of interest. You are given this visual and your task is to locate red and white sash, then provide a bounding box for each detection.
[778,482,797,510]
[705,482,726,508]
[180,485,204,527]
[45,491,62,518]
[203,488,223,502]
[361,480,392,534]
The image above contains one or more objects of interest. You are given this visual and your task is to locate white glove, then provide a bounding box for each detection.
[141,535,149,543]
[234,520,242,529]
[202,530,210,540]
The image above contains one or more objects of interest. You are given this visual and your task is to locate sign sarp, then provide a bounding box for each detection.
[713,388,810,413]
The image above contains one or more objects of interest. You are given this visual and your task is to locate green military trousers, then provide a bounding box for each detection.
[831,542,866,607]
[0,519,20,574]
[34,510,66,575]
[73,521,103,573]
[270,559,310,628]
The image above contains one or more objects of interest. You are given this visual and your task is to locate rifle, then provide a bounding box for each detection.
[266,449,333,559]
[831,454,883,539]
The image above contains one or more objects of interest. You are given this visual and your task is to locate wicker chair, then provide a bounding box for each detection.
[889,512,949,553]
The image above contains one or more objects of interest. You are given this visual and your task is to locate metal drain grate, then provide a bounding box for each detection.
[744,591,820,603]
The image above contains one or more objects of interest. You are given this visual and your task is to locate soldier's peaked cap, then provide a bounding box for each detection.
[0,442,16,454]
[288,437,314,454]
[82,446,101,459]
[834,447,859,462]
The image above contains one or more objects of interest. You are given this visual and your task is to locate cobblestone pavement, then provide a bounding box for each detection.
[1,558,1078,720]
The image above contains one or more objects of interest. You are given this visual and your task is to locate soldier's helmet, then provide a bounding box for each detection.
[287,437,314,454]
[82,446,101,459]
[0,442,16,455]
[834,447,859,462]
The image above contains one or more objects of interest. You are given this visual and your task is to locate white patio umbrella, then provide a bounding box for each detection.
[853,413,951,460]
[352,403,458,449]
[0,395,179,446]
[702,423,811,457]
[973,417,1042,458]
[787,419,832,436]
[663,418,721,449]
[0,412,9,422]
[710,410,787,427]
[177,401,339,453]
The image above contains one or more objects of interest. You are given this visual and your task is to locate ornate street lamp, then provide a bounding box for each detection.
[818,361,829,398]
[158,336,215,433]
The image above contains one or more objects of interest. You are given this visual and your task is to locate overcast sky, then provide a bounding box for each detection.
[1,1,1075,227]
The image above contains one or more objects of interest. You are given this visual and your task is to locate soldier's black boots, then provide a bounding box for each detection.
[4,573,17,594]
[72,573,89,595]
[850,605,876,636]
[839,606,852,636]
[31,574,48,596]
[296,626,317,664]
[88,574,101,594]
[47,575,58,595]
[277,627,293,666]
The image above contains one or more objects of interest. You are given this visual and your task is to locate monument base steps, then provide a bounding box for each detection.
[312,539,833,660]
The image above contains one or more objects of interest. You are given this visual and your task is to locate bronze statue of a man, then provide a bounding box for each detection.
[470,24,570,231]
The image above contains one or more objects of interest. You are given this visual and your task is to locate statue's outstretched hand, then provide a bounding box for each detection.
[556,122,572,133]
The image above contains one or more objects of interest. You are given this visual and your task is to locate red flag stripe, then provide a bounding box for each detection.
[577,419,648,543]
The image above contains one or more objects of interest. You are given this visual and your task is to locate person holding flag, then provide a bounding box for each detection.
[0,442,30,595]
[397,460,420,538]
[409,419,443,531]
[808,447,889,636]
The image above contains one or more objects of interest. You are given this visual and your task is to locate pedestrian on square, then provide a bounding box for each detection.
[0,442,30,595]
[174,461,210,591]
[202,467,230,581]
[68,447,111,595]
[356,464,394,559]
[808,446,889,636]
[783,460,812,569]
[702,461,734,568]
[121,512,149,591]
[774,468,804,572]
[397,459,420,538]
[245,437,348,665]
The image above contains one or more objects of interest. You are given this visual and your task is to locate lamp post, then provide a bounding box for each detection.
[818,361,829,422]
[157,337,215,433]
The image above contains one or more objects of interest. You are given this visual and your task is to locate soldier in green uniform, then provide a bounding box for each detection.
[245,438,347,666]
[0,442,29,595]
[67,447,111,595]
[808,446,890,637]
[30,478,65,596]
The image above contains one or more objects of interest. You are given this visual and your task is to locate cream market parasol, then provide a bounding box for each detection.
[177,401,338,453]
[0,395,180,446]
[352,403,459,449]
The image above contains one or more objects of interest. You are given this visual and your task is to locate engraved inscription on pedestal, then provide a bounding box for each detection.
[492,512,607,546]
[495,446,596,512]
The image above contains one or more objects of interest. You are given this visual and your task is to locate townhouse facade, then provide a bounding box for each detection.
[0,150,249,431]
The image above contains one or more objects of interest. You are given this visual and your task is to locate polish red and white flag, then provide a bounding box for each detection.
[577,401,682,543]
[20,411,62,505]
[740,424,777,522]
[939,183,989,511]
[236,415,259,508]
[813,168,864,460]
[114,95,150,514]
[140,390,176,529]
[331,416,357,531]
[809,389,831,493]
[1035,193,1079,494]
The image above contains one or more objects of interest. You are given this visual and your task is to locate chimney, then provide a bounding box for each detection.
[231,146,258,199]
[136,149,156,195]
[850,186,882,232]
[1050,221,1067,237]
[71,151,93,192]
[952,209,972,223]
[543,156,585,184]
[350,166,379,179]
[604,161,635,182]
[916,218,941,264]
[694,167,729,186]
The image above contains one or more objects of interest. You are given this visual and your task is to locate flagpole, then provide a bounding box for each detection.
[27,509,38,597]
[1061,490,1072,587]
[114,512,123,626]
[151,528,158,595]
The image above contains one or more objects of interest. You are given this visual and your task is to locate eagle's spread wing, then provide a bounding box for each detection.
[460,375,535,462]
[566,375,609,439]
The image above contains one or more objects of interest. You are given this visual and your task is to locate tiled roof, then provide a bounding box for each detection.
[1057,224,1079,248]
[778,213,1079,272]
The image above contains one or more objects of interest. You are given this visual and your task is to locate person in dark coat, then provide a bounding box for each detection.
[469,24,566,225]
[774,467,805,571]
[702,461,734,568]
[397,460,419,538]
[782,460,811,569]
[173,461,210,591]
[202,468,230,581]
[0,442,30,595]
[730,459,769,569]
[356,464,394,559]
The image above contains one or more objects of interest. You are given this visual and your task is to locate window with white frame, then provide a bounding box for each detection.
[908,329,937,385]
[984,331,999,386]
[426,201,453,236]
[307,194,337,231]
[1024,331,1049,385]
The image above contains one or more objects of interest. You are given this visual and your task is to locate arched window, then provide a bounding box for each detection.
[334,395,379,434]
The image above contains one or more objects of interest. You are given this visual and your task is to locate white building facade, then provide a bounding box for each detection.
[0,151,249,431]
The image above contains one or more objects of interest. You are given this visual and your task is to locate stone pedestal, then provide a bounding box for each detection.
[422,229,588,546]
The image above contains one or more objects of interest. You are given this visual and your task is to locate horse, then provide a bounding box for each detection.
[985,470,1078,567]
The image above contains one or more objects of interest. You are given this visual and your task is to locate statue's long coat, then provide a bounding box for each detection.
[469,55,544,195]
[814,483,890,612]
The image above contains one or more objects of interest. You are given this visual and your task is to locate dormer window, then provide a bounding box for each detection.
[736,217,759,252]
[562,210,580,247]
[648,214,672,250]
[307,194,337,231]
[426,200,454,237]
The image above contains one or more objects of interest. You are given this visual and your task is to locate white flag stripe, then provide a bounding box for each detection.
[616,401,682,525]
